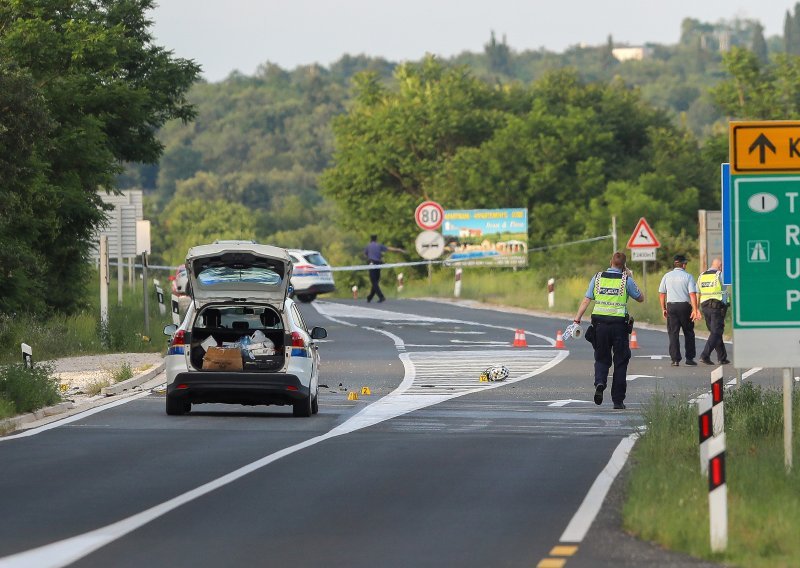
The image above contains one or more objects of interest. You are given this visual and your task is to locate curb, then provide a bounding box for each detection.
[2,359,165,434]
[101,361,165,396]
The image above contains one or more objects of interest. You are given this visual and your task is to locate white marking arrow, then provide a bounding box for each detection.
[626,374,661,381]
[535,399,593,407]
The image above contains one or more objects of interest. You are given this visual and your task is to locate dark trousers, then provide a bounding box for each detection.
[667,302,695,362]
[367,267,384,301]
[700,301,728,361]
[593,319,630,404]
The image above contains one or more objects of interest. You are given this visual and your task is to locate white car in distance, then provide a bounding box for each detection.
[287,249,335,303]
[163,241,327,417]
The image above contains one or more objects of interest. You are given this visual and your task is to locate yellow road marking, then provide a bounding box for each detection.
[550,545,578,556]
[537,559,566,568]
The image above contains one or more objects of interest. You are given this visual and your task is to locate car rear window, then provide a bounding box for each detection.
[197,266,282,286]
[303,252,328,266]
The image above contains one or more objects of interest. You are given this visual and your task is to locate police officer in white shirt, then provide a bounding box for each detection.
[658,254,701,366]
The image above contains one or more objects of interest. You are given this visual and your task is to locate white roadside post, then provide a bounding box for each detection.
[154,280,166,316]
[351,285,358,300]
[784,368,794,471]
[21,343,32,369]
[698,395,713,476]
[708,433,728,552]
[397,272,404,294]
[454,268,462,298]
[99,235,109,333]
[547,278,555,309]
[171,294,181,325]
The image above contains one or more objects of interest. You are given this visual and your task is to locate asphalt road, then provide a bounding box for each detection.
[0,298,765,568]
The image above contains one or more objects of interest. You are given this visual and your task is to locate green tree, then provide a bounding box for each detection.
[752,22,768,64]
[0,63,53,314]
[0,0,200,313]
[157,198,258,266]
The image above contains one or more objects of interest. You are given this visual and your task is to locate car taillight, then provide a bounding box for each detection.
[291,331,305,347]
[172,330,186,346]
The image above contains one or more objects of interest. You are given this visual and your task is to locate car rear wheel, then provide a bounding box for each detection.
[166,396,190,416]
[296,293,316,303]
[311,387,319,415]
[293,393,312,417]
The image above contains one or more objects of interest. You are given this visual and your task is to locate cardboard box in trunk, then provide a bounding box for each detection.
[203,346,243,371]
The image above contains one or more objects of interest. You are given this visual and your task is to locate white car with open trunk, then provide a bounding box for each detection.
[163,241,327,417]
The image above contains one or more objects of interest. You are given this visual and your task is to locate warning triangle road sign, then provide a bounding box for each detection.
[627,217,661,248]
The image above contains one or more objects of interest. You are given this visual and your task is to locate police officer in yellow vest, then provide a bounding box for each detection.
[697,257,730,365]
[573,252,644,410]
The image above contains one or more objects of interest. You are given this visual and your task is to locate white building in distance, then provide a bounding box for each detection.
[611,46,654,62]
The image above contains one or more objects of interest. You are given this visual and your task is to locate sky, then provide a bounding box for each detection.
[150,0,791,83]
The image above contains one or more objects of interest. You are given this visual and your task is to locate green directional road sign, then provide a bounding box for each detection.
[731,174,800,366]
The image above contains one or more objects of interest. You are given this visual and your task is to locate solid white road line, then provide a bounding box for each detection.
[559,433,639,543]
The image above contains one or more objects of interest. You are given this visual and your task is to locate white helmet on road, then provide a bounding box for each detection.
[487,365,509,382]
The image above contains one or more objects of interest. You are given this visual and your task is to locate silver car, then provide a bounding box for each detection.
[163,241,327,417]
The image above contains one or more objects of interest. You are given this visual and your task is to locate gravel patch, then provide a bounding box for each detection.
[46,353,164,402]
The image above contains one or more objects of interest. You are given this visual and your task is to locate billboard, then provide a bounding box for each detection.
[442,208,528,266]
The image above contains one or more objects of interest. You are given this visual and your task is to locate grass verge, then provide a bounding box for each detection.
[624,383,800,567]
[0,363,61,419]
[0,272,173,364]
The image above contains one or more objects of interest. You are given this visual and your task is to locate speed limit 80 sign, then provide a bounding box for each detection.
[415,201,444,231]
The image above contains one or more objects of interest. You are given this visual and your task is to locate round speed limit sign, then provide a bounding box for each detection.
[415,201,444,231]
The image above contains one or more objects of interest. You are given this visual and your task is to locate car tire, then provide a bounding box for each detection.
[311,387,319,415]
[296,293,316,303]
[293,393,312,417]
[166,395,189,416]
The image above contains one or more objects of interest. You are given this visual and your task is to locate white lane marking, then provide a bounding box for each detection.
[535,399,593,407]
[633,355,671,360]
[0,391,152,442]
[313,301,556,346]
[742,367,762,380]
[430,330,485,335]
[626,375,661,382]
[450,340,509,345]
[3,302,568,567]
[560,433,638,543]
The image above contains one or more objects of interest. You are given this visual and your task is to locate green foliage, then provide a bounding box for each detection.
[0,362,60,415]
[625,385,800,567]
[323,60,711,258]
[0,0,200,315]
[712,46,800,120]
[156,198,258,266]
[0,271,170,364]
[111,362,133,384]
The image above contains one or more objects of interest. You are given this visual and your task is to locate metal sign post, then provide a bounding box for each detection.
[142,251,149,338]
[99,235,109,334]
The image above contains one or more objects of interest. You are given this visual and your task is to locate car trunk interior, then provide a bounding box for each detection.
[189,304,288,372]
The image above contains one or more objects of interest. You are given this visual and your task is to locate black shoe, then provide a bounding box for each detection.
[613,402,626,410]
[685,359,698,366]
[700,357,713,365]
[719,359,731,365]
[378,297,386,303]
[671,361,679,367]
[594,384,605,405]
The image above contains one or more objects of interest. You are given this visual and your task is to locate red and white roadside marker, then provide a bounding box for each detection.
[697,365,727,552]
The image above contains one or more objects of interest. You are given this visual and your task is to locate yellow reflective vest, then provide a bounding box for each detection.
[591,271,628,318]
[698,269,723,303]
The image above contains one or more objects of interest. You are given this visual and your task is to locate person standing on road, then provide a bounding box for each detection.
[658,254,701,367]
[364,235,405,303]
[572,251,644,410]
[697,257,731,365]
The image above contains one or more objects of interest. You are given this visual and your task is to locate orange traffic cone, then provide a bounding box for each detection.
[555,330,565,349]
[512,329,528,348]
[630,330,640,349]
